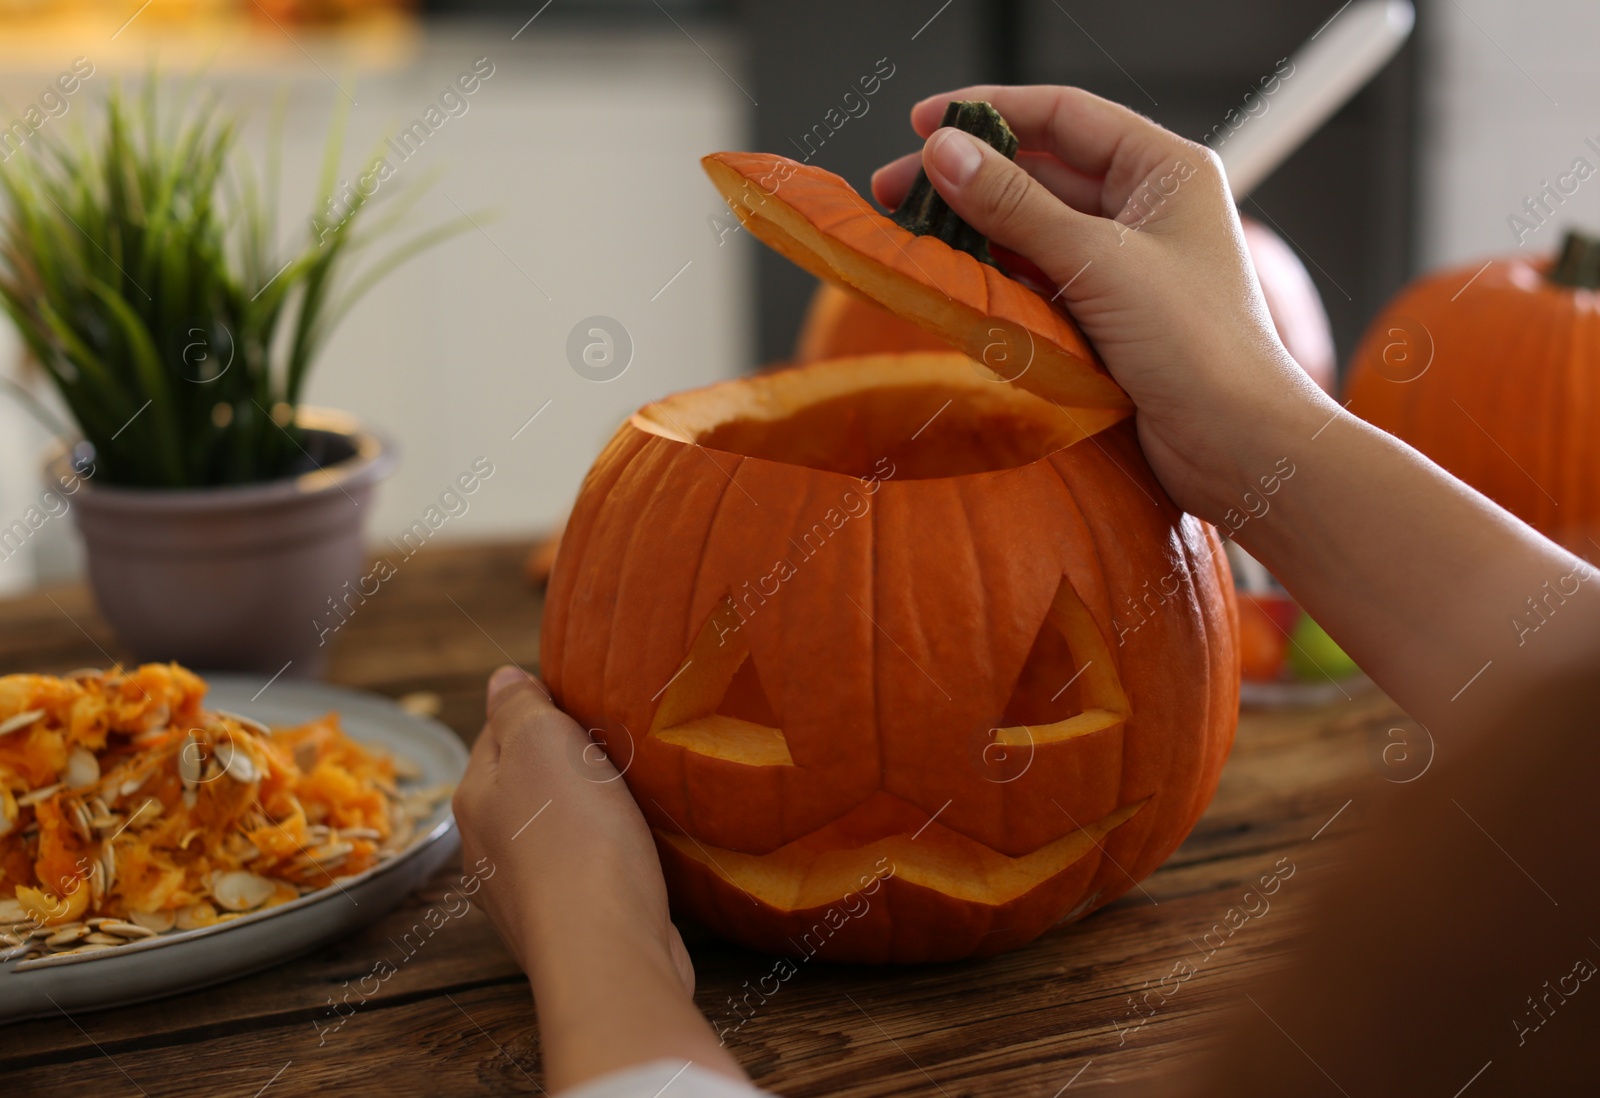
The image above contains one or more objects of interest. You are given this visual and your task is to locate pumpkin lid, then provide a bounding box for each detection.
[702,102,1132,415]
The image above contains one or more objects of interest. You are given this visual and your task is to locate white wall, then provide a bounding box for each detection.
[1419,0,1600,266]
[0,19,750,592]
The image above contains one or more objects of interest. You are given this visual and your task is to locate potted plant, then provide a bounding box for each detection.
[0,83,461,677]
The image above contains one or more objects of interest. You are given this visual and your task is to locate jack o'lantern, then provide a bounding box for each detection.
[542,103,1238,962]
[1346,230,1600,548]
[543,355,1236,962]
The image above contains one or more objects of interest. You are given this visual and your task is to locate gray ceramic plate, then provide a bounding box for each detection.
[0,675,467,1023]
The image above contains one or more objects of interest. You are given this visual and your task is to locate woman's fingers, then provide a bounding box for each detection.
[869,151,922,209]
[1015,150,1109,216]
[919,127,1119,287]
[910,85,1200,218]
[872,148,1107,218]
[487,664,554,717]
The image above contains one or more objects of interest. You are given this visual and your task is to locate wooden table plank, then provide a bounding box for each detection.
[0,540,1406,1095]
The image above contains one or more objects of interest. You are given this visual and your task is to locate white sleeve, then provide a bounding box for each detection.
[556,1059,775,1098]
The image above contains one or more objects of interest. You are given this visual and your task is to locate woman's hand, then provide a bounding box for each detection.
[874,85,1600,743]
[453,667,746,1091]
[872,84,1334,522]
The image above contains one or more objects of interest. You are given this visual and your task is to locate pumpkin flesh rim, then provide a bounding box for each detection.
[630,352,1131,482]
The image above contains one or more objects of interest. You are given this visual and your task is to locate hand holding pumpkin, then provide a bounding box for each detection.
[871,84,1335,524]
[453,667,746,1092]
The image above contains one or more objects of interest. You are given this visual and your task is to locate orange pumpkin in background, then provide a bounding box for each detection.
[797,217,1337,394]
[795,283,949,362]
[1346,230,1600,549]
[543,103,1240,963]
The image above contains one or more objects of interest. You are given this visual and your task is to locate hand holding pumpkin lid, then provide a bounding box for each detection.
[703,101,1133,415]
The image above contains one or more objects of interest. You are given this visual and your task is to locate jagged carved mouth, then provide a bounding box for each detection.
[658,794,1146,910]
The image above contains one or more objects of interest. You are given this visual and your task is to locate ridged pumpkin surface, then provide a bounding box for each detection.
[542,354,1238,963]
[796,283,953,363]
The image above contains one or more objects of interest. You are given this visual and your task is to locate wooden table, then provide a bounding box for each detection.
[0,541,1411,1096]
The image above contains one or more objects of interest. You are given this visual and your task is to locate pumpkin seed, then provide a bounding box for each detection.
[70,799,94,842]
[178,732,202,787]
[56,941,115,956]
[129,909,175,933]
[397,692,441,718]
[215,738,259,784]
[17,783,63,807]
[100,842,116,896]
[100,920,156,939]
[391,754,424,780]
[64,747,100,790]
[0,709,45,736]
[175,902,217,930]
[210,870,275,912]
[45,924,89,947]
[214,709,271,738]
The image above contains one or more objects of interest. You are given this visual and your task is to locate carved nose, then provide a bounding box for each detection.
[650,596,795,767]
[990,571,1130,750]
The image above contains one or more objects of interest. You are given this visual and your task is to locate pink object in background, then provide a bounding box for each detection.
[1240,216,1337,394]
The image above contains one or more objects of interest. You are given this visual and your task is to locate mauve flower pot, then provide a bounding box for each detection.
[46,409,396,679]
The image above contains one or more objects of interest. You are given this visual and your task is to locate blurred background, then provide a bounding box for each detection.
[0,0,1596,595]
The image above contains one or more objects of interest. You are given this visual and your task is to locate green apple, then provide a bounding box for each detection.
[1289,614,1360,681]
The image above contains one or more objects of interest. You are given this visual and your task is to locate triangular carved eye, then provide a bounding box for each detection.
[991,574,1129,748]
[650,598,795,766]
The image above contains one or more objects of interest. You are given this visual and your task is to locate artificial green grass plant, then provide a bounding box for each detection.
[0,81,461,487]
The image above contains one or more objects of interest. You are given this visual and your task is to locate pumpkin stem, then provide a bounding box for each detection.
[889,100,1019,267]
[1549,230,1600,289]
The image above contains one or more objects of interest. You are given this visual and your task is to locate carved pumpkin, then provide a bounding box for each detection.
[796,218,1336,394]
[542,355,1237,962]
[543,104,1238,962]
[1346,230,1600,548]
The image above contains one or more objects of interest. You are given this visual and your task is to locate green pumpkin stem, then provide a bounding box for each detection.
[1549,230,1600,289]
[889,100,1018,267]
